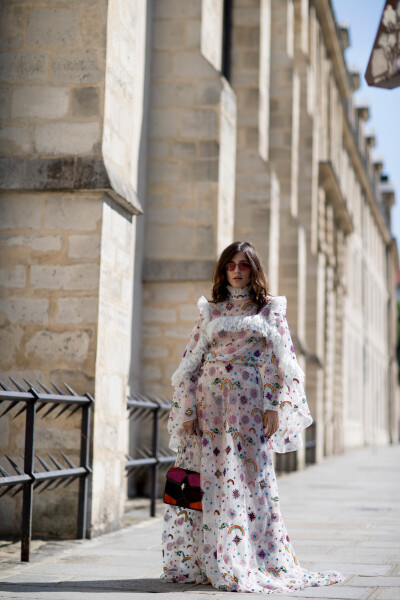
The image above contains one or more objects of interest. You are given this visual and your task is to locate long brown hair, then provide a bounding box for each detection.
[211,241,270,312]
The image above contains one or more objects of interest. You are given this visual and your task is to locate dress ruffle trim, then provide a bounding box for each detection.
[171,296,305,388]
[226,284,251,298]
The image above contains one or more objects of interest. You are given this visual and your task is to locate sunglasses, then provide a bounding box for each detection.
[226,261,251,272]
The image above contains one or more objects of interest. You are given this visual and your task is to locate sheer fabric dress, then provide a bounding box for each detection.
[161,285,344,594]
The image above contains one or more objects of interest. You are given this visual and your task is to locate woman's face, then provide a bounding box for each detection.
[226,251,252,288]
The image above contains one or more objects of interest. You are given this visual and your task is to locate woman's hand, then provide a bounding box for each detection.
[263,409,279,438]
[183,418,198,435]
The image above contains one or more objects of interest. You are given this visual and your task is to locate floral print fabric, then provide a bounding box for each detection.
[168,286,312,454]
[161,287,344,593]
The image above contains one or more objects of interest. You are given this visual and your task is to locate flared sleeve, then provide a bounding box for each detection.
[261,296,313,453]
[168,296,210,452]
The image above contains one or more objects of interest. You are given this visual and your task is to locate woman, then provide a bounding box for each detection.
[161,241,344,593]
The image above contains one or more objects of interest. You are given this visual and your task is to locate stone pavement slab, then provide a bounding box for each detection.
[0,444,399,599]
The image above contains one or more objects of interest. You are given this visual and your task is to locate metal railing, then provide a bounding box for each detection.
[275,420,317,474]
[126,394,175,516]
[305,420,317,465]
[0,378,93,562]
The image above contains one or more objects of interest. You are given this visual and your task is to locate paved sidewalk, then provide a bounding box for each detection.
[0,444,399,600]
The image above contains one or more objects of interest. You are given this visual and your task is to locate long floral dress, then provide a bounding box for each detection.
[161,285,344,594]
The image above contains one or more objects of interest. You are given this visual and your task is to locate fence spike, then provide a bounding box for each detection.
[36,381,52,394]
[63,383,78,396]
[35,454,52,472]
[33,479,50,492]
[9,377,27,392]
[54,404,71,420]
[19,453,38,474]
[0,485,13,498]
[47,478,67,492]
[23,378,35,389]
[47,454,64,470]
[35,402,48,415]
[38,479,57,493]
[41,404,59,419]
[65,476,80,489]
[60,452,76,469]
[0,464,10,477]
[66,404,81,419]
[32,480,43,491]
[50,381,64,395]
[52,477,71,490]
[11,404,28,420]
[10,484,24,497]
[0,380,13,391]
[133,408,147,421]
[0,401,21,418]
[5,456,24,475]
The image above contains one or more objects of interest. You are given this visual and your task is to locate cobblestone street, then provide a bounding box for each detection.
[0,444,399,599]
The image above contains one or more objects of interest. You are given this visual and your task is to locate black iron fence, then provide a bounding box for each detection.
[126,394,175,516]
[275,420,317,474]
[0,377,317,560]
[305,420,317,465]
[0,378,92,562]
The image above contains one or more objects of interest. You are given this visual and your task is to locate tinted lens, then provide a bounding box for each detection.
[226,261,251,271]
[239,262,251,271]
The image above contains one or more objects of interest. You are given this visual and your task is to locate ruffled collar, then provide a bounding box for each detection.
[226,284,251,299]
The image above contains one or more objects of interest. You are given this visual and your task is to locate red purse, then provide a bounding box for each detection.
[163,466,202,511]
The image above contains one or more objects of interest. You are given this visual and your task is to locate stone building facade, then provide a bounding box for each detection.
[0,0,398,536]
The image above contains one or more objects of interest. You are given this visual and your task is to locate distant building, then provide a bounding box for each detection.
[0,0,398,538]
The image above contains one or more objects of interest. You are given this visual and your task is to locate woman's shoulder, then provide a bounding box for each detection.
[197,295,211,322]
[261,295,287,315]
[266,294,287,306]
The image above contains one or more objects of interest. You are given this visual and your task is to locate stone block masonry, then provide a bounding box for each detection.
[140,281,211,399]
[0,190,136,539]
[0,0,139,541]
[91,197,134,536]
[0,0,106,161]
[0,190,102,537]
[0,191,102,388]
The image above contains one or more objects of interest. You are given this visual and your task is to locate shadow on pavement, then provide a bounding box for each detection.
[0,579,215,593]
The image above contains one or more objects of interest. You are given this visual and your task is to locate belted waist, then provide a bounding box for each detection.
[203,358,259,369]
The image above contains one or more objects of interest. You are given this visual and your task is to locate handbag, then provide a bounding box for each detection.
[163,466,202,511]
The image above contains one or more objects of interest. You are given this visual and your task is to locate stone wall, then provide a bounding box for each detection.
[91,196,134,536]
[0,191,136,536]
[0,192,102,388]
[0,191,102,536]
[231,0,280,292]
[0,0,107,185]
[141,0,237,397]
[102,0,148,211]
[0,0,140,537]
